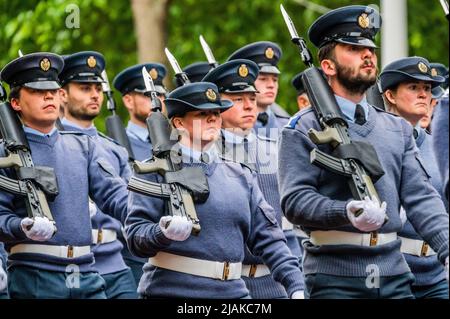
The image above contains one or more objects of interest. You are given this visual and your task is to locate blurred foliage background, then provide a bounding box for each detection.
[0,0,448,132]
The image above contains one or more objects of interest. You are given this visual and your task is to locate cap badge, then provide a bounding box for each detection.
[418,62,428,74]
[40,58,51,72]
[238,64,249,77]
[87,56,97,68]
[265,47,275,59]
[205,88,217,101]
[431,68,438,77]
[358,13,370,29]
[149,68,158,80]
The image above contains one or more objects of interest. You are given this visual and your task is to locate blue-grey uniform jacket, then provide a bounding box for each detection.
[278,99,449,278]
[126,145,303,298]
[400,127,446,286]
[221,129,303,298]
[61,119,131,275]
[126,121,153,162]
[0,128,129,273]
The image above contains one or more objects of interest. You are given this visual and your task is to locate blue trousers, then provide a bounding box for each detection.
[8,266,107,299]
[412,279,449,299]
[305,272,415,299]
[123,256,145,287]
[102,268,138,299]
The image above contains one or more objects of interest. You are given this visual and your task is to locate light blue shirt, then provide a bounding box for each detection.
[23,126,58,137]
[126,121,149,142]
[179,143,218,164]
[334,95,369,123]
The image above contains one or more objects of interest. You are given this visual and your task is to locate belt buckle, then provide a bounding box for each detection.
[222,261,230,280]
[369,232,378,246]
[248,264,257,278]
[420,242,429,256]
[67,245,74,258]
[97,229,103,244]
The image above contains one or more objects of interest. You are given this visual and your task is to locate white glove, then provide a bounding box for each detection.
[291,290,304,299]
[346,196,387,232]
[159,215,193,241]
[445,256,449,282]
[399,206,407,226]
[21,217,56,241]
[0,259,7,292]
[88,199,97,218]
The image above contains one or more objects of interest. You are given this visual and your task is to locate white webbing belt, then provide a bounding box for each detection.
[399,237,436,257]
[148,251,242,280]
[10,244,91,258]
[241,264,271,278]
[92,229,117,245]
[310,230,397,247]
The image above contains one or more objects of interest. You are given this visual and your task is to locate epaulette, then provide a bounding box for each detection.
[97,131,122,146]
[285,107,313,129]
[218,154,256,172]
[371,105,400,117]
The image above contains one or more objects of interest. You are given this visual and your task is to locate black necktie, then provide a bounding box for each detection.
[257,112,269,126]
[354,104,366,125]
[413,128,419,139]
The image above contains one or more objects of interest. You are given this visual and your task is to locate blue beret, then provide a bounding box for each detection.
[379,56,445,93]
[308,5,381,49]
[59,51,105,86]
[113,63,167,95]
[1,52,64,90]
[202,59,259,94]
[165,82,233,118]
[227,41,282,74]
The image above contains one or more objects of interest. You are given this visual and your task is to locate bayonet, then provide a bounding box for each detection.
[165,48,190,85]
[280,4,314,67]
[199,35,219,68]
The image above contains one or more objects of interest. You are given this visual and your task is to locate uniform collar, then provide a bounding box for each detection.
[221,128,256,144]
[61,118,97,136]
[179,143,218,164]
[334,94,369,123]
[127,121,149,142]
[23,125,58,137]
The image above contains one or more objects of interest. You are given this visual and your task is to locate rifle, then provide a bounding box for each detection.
[199,35,219,68]
[101,70,136,161]
[0,84,58,231]
[127,68,209,235]
[165,48,191,86]
[280,5,387,221]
